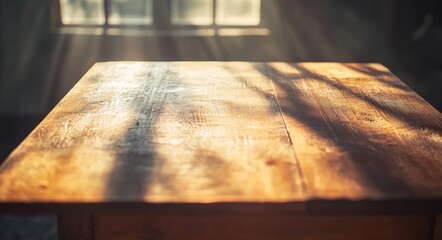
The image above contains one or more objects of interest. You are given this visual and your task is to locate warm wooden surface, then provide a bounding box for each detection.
[0,62,441,211]
[268,63,442,200]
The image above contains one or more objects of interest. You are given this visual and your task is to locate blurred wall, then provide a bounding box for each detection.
[1,0,441,116]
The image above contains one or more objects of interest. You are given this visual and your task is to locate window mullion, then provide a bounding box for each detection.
[104,0,110,27]
[153,0,171,29]
[213,0,217,28]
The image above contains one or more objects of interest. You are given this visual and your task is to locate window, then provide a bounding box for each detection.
[171,0,213,25]
[59,0,262,27]
[60,0,105,24]
[57,0,268,36]
[109,0,153,25]
[216,0,260,25]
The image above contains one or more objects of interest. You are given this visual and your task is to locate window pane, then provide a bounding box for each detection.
[109,0,152,25]
[216,0,260,25]
[171,0,213,25]
[60,0,105,25]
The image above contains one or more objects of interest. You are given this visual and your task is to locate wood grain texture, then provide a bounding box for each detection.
[0,62,441,211]
[266,62,442,200]
[94,214,433,240]
[0,62,303,203]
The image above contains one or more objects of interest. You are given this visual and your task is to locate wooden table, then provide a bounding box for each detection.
[1,62,441,240]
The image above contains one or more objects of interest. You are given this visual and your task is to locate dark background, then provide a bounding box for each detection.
[1,0,442,239]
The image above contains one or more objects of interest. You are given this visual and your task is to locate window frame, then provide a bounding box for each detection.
[52,0,266,30]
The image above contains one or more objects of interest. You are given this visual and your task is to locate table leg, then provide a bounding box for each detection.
[58,213,94,240]
[434,215,442,240]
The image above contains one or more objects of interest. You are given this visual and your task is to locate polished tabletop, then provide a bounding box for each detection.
[0,62,441,213]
